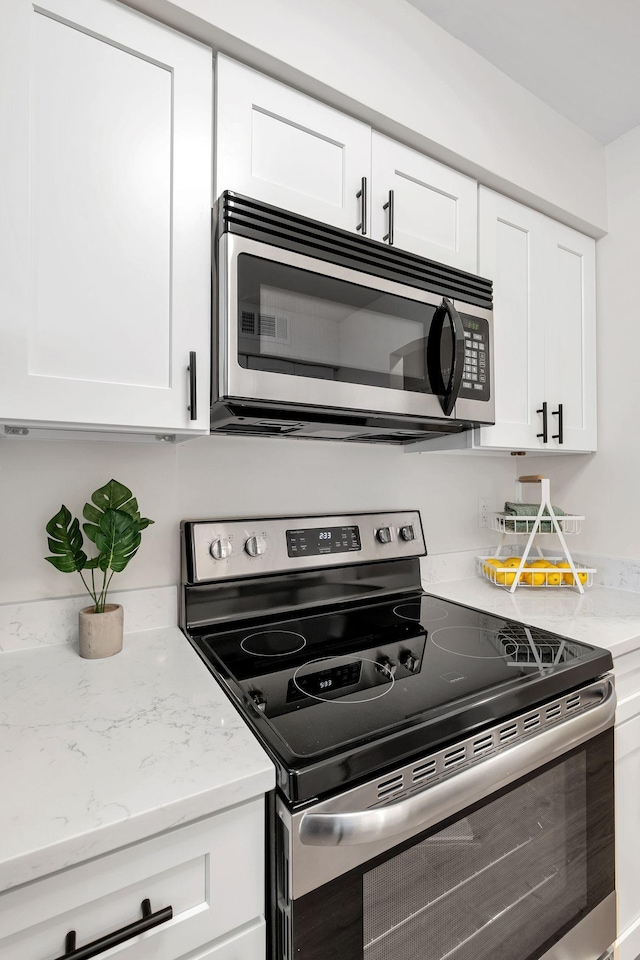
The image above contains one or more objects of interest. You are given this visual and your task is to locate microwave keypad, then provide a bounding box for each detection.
[460,320,490,399]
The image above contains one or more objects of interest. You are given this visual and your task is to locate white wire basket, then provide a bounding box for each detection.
[477,556,596,590]
[491,514,584,535]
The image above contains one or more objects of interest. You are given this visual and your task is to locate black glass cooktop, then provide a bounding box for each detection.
[189,592,611,803]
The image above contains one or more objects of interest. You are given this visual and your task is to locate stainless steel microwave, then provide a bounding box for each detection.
[211,192,495,445]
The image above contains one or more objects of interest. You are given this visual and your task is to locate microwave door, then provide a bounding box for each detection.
[426,297,466,417]
[221,233,459,422]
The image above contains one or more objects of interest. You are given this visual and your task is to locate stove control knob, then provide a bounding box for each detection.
[210,537,232,561]
[376,526,394,544]
[400,524,415,542]
[245,535,267,558]
[400,651,419,673]
[250,690,267,713]
[376,656,397,679]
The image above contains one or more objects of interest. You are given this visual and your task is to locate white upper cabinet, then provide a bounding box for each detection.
[215,57,477,271]
[475,188,596,453]
[371,133,477,272]
[0,0,212,438]
[215,55,372,233]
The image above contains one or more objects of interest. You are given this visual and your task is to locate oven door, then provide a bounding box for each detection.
[217,233,494,423]
[275,678,615,960]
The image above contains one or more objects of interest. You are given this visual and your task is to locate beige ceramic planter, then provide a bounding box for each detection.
[78,603,124,659]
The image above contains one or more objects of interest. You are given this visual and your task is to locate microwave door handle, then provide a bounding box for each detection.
[427,298,465,417]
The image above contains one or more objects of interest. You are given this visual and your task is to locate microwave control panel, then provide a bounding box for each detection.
[184,511,426,583]
[458,313,490,401]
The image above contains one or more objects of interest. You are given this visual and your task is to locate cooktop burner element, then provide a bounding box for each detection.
[393,599,449,622]
[180,510,613,803]
[240,629,307,657]
[430,625,521,659]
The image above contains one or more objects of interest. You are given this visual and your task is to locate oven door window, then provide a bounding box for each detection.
[236,254,456,397]
[288,731,613,960]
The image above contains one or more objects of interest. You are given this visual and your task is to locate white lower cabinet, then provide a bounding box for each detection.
[612,646,640,960]
[0,799,265,960]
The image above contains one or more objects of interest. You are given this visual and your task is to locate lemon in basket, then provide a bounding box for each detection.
[520,566,545,586]
[556,561,588,585]
[495,569,517,586]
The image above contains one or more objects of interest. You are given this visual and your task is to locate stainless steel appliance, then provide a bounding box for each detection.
[180,511,615,960]
[211,193,494,444]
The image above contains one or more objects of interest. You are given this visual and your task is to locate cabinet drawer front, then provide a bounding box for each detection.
[0,800,264,960]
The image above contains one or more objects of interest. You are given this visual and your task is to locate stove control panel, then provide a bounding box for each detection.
[184,511,426,584]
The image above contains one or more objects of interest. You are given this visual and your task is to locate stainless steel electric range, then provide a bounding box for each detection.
[180,510,616,960]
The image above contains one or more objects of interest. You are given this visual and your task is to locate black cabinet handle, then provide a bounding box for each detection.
[551,403,564,444]
[536,401,548,443]
[54,899,173,960]
[382,189,394,245]
[188,351,197,421]
[355,177,367,235]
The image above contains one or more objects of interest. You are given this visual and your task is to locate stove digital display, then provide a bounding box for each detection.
[287,662,362,702]
[286,525,361,558]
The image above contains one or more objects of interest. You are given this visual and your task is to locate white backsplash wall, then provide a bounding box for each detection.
[0,434,516,604]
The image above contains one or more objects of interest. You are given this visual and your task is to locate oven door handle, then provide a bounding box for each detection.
[299,677,615,847]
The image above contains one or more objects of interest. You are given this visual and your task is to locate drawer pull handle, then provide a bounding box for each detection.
[54,898,173,960]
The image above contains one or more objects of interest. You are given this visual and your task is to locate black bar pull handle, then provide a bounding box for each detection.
[355,176,367,235]
[188,351,197,421]
[426,297,466,417]
[382,189,394,245]
[536,401,548,443]
[551,403,564,444]
[54,899,173,960]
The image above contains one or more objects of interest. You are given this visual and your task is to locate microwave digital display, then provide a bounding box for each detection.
[286,525,361,558]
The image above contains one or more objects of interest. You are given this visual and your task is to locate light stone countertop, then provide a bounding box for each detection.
[423,577,640,658]
[0,620,275,894]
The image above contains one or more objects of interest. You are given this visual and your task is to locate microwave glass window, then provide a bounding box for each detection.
[236,255,454,396]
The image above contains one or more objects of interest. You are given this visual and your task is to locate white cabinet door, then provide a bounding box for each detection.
[0,0,212,437]
[476,189,547,450]
[475,188,597,453]
[371,132,478,272]
[216,55,371,233]
[543,222,597,452]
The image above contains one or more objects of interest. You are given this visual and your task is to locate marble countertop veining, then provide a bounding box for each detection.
[0,625,274,894]
[423,577,640,658]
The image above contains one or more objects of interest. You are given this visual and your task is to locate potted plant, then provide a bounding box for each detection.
[45,479,154,659]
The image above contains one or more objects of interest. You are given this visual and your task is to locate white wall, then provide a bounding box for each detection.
[124,0,607,235]
[0,435,515,604]
[525,124,640,559]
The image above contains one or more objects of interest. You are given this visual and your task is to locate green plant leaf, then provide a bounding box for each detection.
[94,508,141,573]
[82,503,102,526]
[83,522,100,544]
[84,481,154,537]
[44,506,87,573]
[90,479,134,513]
